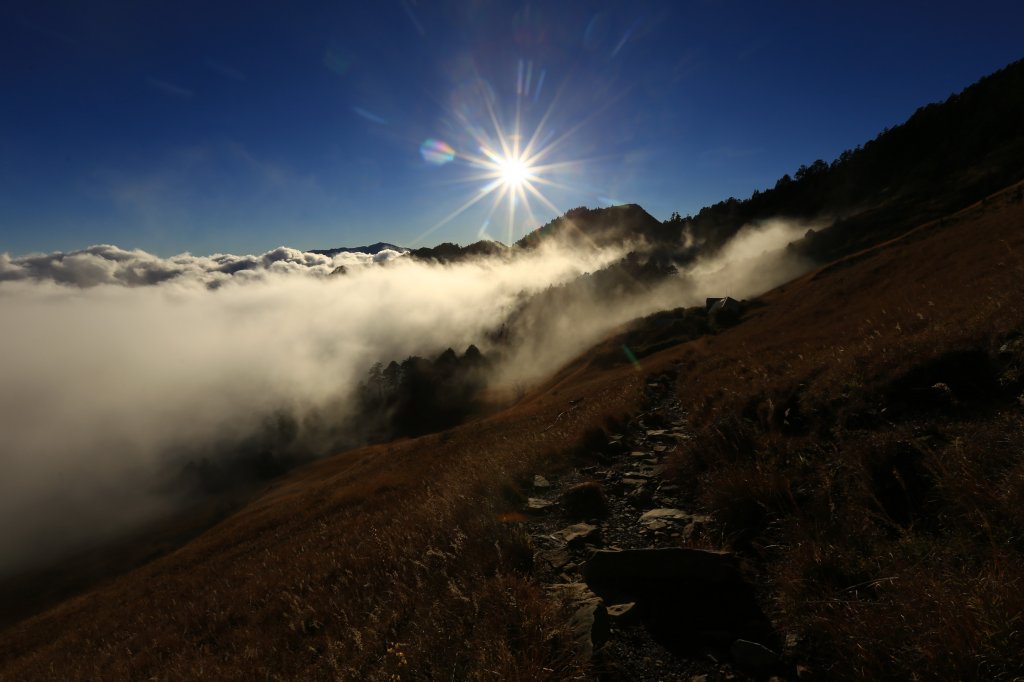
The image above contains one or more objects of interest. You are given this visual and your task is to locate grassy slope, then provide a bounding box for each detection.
[2,182,1022,680]
[0,345,647,680]
[664,182,1024,679]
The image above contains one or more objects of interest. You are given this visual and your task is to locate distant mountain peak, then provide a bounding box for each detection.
[515,203,668,249]
[311,242,408,257]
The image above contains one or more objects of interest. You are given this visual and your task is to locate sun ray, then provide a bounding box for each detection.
[425,66,620,245]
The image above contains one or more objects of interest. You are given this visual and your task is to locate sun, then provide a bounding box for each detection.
[498,156,532,188]
[411,65,597,246]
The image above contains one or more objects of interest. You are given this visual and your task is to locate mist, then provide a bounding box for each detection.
[0,219,817,575]
[494,219,816,385]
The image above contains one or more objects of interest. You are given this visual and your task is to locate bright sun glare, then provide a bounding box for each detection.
[412,65,596,246]
[498,156,531,187]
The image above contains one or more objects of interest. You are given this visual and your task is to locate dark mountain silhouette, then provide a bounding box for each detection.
[516,203,672,249]
[407,239,510,263]
[660,57,1024,263]
[310,242,408,257]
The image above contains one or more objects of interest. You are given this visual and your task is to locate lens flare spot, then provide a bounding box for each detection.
[622,344,641,370]
[420,138,456,165]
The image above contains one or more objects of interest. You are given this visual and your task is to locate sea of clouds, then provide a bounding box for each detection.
[0,220,815,574]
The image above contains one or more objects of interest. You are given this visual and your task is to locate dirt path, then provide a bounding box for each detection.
[522,366,776,680]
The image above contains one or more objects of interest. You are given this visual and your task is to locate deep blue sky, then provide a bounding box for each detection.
[3,1,1022,256]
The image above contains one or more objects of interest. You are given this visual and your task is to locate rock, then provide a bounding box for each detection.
[526,497,555,514]
[730,639,779,673]
[606,601,638,624]
[627,487,655,509]
[549,583,609,659]
[630,450,648,458]
[560,481,609,520]
[536,548,570,570]
[584,547,741,584]
[930,382,957,407]
[620,477,647,488]
[999,337,1023,358]
[646,429,667,437]
[605,439,627,455]
[639,508,692,524]
[554,522,601,548]
[533,475,551,489]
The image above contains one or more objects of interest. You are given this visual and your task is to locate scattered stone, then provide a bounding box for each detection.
[560,481,609,520]
[555,522,601,548]
[638,508,699,530]
[533,475,551,489]
[536,548,570,570]
[607,601,639,624]
[550,583,609,659]
[526,497,555,514]
[999,337,1023,357]
[621,477,647,488]
[930,382,957,406]
[630,451,648,458]
[626,487,655,509]
[605,436,629,453]
[646,429,667,437]
[730,639,779,673]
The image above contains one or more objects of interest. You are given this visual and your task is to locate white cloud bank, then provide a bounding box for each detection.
[0,244,406,288]
[0,241,623,573]
[0,219,817,575]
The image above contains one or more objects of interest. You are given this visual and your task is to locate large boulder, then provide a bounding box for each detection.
[584,547,740,584]
[553,522,602,548]
[583,548,776,656]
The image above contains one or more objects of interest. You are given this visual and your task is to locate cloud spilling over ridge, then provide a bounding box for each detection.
[493,218,817,386]
[0,219,818,575]
[686,219,816,297]
[0,244,405,288]
[0,240,624,574]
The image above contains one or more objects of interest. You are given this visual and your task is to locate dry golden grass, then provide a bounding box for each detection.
[664,182,1024,679]
[0,354,644,680]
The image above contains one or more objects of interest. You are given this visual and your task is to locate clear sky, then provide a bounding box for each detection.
[3,1,1022,256]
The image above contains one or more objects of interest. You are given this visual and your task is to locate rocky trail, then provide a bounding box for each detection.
[522,368,798,681]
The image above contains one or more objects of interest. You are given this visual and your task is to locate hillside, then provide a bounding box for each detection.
[2,169,1022,679]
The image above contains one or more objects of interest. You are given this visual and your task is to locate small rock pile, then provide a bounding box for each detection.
[522,370,795,681]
